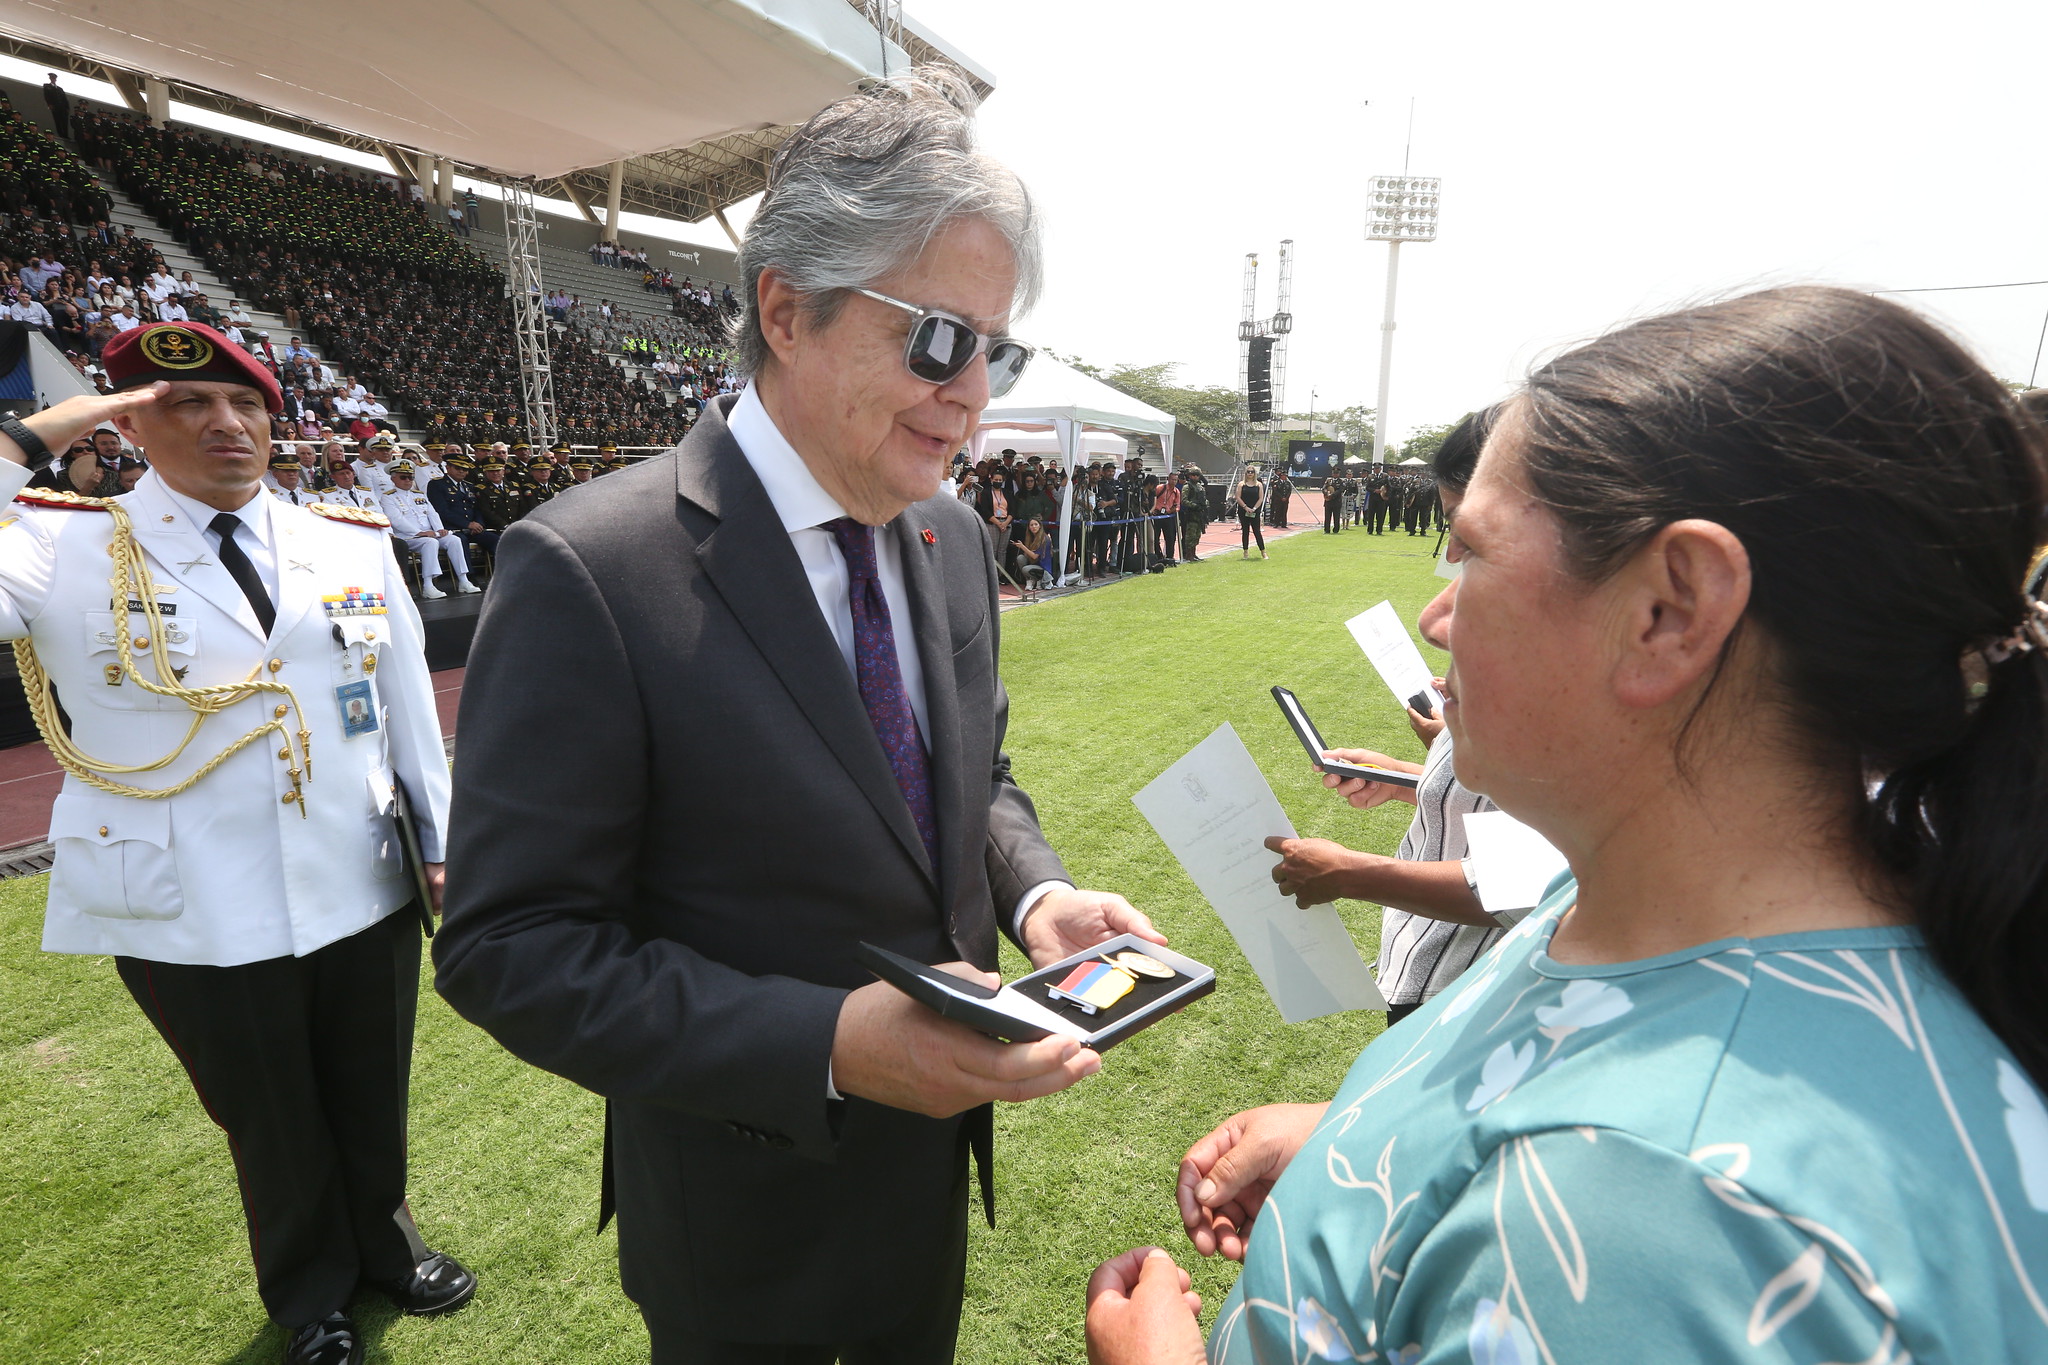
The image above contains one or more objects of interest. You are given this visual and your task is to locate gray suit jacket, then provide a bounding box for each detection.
[433,394,1068,1339]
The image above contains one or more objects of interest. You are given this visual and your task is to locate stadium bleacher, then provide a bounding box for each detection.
[64,100,686,449]
[470,225,740,406]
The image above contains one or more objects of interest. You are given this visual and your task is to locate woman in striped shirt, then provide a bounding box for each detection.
[1268,410,1504,1022]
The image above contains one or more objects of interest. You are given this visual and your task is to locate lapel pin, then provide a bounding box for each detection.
[921,529,936,545]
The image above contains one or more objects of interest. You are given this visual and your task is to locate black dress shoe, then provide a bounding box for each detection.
[371,1249,477,1316]
[285,1312,362,1365]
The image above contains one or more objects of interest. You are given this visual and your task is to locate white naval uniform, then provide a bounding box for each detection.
[378,485,471,582]
[0,466,450,967]
[353,457,400,500]
[320,485,379,511]
[269,483,321,508]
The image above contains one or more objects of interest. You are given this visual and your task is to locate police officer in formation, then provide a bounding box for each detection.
[1366,465,1392,534]
[0,322,471,1365]
[472,453,523,532]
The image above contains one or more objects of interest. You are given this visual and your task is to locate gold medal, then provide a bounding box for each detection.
[1108,950,1174,980]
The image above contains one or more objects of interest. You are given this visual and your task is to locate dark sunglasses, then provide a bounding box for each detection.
[849,287,1032,398]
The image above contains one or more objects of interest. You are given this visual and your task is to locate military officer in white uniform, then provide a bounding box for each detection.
[408,441,449,485]
[378,463,478,600]
[352,432,401,500]
[320,457,380,511]
[268,450,322,507]
[0,322,476,1365]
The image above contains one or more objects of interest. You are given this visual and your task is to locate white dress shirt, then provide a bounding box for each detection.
[725,388,1067,947]
[727,386,930,744]
[729,389,1065,1099]
[160,478,280,611]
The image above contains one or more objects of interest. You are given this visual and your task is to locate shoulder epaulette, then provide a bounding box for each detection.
[308,502,391,529]
[15,486,113,511]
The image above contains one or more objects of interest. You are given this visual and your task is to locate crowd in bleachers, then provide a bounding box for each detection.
[0,91,209,363]
[73,105,688,450]
[559,299,738,414]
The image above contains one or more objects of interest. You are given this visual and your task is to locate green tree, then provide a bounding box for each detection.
[1053,355,1248,451]
[1395,419,1464,465]
[1319,404,1376,454]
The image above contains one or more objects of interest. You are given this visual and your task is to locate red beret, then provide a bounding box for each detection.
[102,322,284,413]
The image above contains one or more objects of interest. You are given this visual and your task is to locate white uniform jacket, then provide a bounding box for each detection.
[0,467,451,966]
[353,459,399,500]
[379,488,446,540]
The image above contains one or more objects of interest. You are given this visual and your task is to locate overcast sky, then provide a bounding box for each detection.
[911,0,2048,445]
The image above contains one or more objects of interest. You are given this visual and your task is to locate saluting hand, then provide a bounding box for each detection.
[0,381,168,466]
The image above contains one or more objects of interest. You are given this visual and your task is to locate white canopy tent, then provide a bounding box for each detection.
[0,0,906,180]
[975,355,1177,586]
[1398,456,1429,466]
[978,426,1129,462]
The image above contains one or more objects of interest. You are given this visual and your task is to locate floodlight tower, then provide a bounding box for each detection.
[1366,176,1438,464]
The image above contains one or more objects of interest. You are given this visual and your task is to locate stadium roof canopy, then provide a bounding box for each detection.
[0,0,993,224]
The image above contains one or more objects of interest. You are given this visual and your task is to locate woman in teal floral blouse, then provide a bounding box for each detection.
[1085,286,2048,1364]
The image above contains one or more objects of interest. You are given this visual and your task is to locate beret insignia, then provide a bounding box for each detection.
[138,327,215,370]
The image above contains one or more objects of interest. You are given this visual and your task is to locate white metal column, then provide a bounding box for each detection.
[604,161,624,240]
[1372,241,1400,466]
[500,178,558,450]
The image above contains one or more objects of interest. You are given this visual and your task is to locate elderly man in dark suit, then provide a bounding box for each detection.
[434,68,1162,1365]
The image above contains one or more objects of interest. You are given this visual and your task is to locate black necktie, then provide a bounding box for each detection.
[209,512,276,636]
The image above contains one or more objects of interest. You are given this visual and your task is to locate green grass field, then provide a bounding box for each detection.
[0,525,1452,1364]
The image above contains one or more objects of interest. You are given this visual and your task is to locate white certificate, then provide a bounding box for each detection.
[1461,809,1572,927]
[1133,724,1387,1021]
[1345,600,1444,714]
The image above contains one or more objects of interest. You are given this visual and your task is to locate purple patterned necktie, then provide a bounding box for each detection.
[825,518,938,869]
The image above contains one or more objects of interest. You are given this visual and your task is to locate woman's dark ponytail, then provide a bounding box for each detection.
[1510,286,2048,1090]
[1878,635,2048,1087]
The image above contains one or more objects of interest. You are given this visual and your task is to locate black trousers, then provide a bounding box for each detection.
[640,1163,968,1365]
[117,911,427,1328]
[1087,522,1114,576]
[1152,515,1177,561]
[1239,512,1264,551]
[1368,501,1389,534]
[1324,497,1343,533]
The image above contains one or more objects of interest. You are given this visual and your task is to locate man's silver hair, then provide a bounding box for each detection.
[732,65,1041,376]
